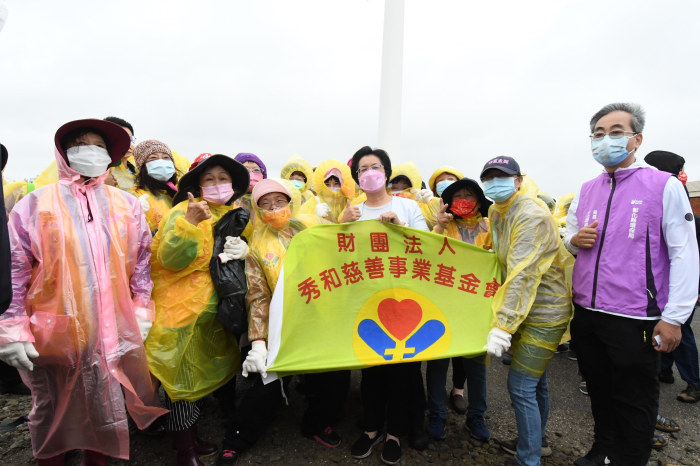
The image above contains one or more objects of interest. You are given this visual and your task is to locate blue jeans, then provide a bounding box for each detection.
[507,368,549,466]
[660,306,700,389]
[426,356,487,421]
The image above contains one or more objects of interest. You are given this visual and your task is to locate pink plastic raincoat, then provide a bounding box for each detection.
[0,145,167,459]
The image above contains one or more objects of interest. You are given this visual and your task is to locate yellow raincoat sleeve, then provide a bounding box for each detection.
[245,250,272,341]
[492,206,560,333]
[156,207,205,272]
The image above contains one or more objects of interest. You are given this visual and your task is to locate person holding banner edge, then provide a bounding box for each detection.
[427,178,493,442]
[345,146,429,466]
[221,178,347,466]
[481,156,572,466]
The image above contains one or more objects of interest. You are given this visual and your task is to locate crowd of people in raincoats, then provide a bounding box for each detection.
[0,102,698,466]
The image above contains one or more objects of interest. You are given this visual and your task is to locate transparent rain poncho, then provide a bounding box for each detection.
[280,154,316,214]
[245,179,327,341]
[311,159,356,224]
[0,148,166,460]
[146,198,241,402]
[489,190,572,378]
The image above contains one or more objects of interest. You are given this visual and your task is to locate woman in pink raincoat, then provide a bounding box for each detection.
[0,119,167,466]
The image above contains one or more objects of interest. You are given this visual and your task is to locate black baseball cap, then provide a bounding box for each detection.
[480,156,521,179]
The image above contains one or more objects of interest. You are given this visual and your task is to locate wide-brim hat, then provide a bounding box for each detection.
[172,154,250,206]
[54,119,131,166]
[1,144,7,171]
[441,177,492,218]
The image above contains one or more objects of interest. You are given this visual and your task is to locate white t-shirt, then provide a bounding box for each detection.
[356,196,429,232]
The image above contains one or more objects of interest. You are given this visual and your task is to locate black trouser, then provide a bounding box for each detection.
[452,357,466,389]
[361,362,421,437]
[0,361,22,390]
[223,374,291,452]
[571,304,659,466]
[410,362,427,433]
[301,370,351,435]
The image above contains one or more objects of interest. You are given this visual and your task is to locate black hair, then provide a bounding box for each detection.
[290,170,307,182]
[390,174,412,187]
[350,146,392,186]
[135,164,180,199]
[324,175,341,185]
[104,116,134,136]
[60,128,108,152]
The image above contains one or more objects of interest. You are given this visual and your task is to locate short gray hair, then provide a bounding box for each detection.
[589,102,646,134]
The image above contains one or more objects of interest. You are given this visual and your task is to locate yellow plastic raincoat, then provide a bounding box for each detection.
[554,192,575,228]
[436,216,493,250]
[428,166,464,196]
[130,187,173,234]
[109,157,137,192]
[0,147,166,459]
[3,160,61,215]
[389,162,441,230]
[537,192,556,214]
[280,154,316,214]
[246,179,327,340]
[311,159,356,224]
[488,190,572,378]
[146,198,241,402]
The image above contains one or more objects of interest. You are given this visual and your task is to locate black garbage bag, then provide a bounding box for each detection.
[210,207,250,337]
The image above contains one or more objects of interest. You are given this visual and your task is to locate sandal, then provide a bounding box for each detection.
[655,414,680,433]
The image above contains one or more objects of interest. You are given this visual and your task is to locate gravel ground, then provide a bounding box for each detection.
[1,318,698,465]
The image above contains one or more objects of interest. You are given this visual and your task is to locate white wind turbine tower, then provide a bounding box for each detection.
[377,0,405,162]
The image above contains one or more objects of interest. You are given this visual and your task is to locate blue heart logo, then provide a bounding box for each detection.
[358,319,445,361]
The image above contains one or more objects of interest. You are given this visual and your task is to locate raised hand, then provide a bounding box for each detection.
[340,199,362,223]
[185,192,212,226]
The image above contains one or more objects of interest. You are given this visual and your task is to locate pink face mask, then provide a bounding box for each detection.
[359,170,386,193]
[201,183,234,206]
[248,173,264,193]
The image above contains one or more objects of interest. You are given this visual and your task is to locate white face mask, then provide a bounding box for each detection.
[66,145,112,178]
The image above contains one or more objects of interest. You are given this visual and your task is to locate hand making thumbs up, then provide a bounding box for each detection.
[185,192,212,226]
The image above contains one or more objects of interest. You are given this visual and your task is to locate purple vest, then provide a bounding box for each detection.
[572,167,671,318]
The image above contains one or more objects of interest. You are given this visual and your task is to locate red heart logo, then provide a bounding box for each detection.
[377,299,423,341]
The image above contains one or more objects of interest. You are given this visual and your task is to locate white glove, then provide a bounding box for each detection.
[0,342,40,371]
[138,194,150,213]
[314,202,331,218]
[242,340,268,378]
[136,316,153,342]
[415,189,434,203]
[484,327,512,358]
[220,236,249,263]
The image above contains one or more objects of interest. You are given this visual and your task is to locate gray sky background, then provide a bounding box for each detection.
[1,0,698,198]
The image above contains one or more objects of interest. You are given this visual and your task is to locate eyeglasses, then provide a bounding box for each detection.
[258,199,289,210]
[480,174,516,182]
[589,130,637,142]
[357,164,384,175]
[129,136,137,144]
[248,168,263,175]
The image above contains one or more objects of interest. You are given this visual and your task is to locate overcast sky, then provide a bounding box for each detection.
[1,0,698,198]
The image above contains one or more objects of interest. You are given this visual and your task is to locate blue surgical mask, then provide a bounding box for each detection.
[145,159,175,182]
[591,135,636,167]
[483,177,516,202]
[290,179,305,191]
[436,180,454,197]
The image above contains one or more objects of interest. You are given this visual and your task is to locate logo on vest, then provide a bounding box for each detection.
[628,207,639,239]
[631,200,643,205]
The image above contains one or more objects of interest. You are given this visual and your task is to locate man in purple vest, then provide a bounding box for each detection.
[565,103,699,466]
